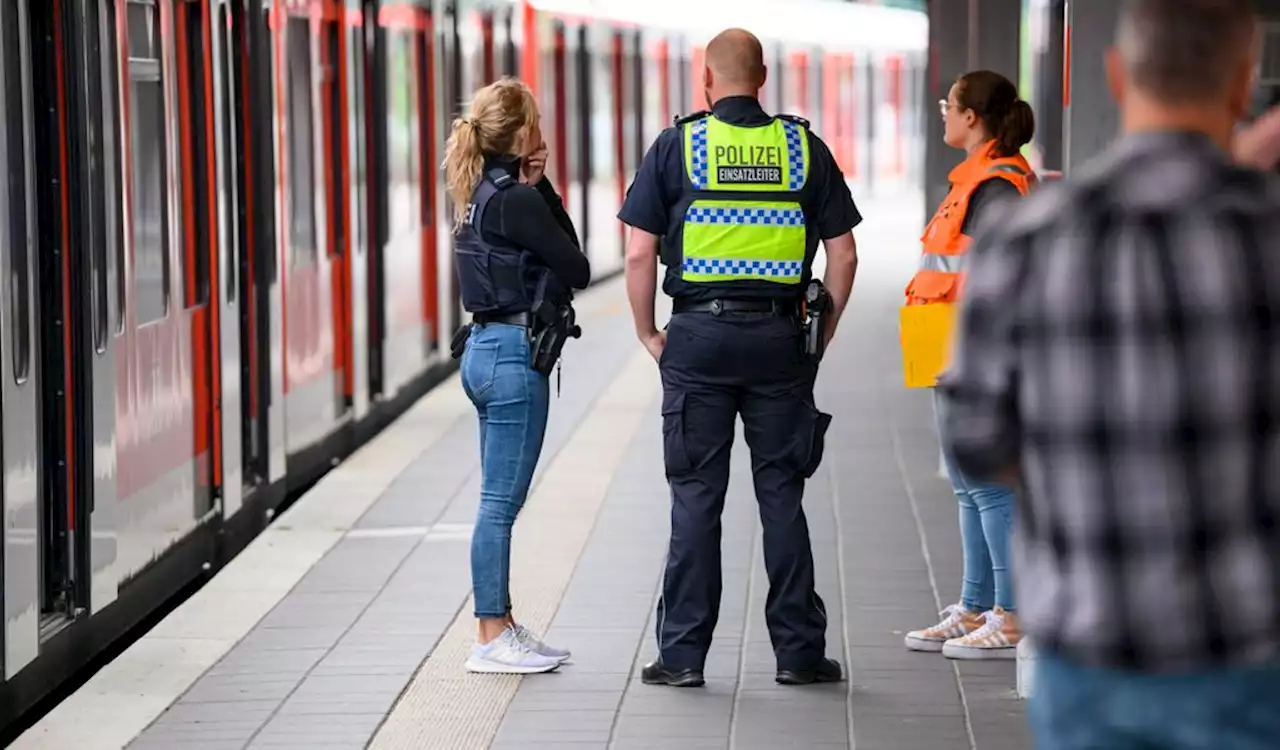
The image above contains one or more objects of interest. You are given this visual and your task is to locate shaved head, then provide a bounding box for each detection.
[705,28,766,90]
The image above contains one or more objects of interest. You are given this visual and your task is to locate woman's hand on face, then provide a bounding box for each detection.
[520,142,549,185]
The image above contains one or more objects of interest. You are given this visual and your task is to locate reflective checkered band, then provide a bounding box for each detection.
[689,119,710,189]
[685,206,806,226]
[682,258,804,279]
[782,121,805,191]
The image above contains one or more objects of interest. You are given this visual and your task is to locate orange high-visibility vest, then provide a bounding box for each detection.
[905,142,1035,306]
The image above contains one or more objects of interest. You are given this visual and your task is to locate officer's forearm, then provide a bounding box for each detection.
[821,232,858,334]
[624,228,661,337]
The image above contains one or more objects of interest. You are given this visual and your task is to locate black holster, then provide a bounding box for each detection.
[802,280,833,363]
[528,274,582,375]
[450,324,470,360]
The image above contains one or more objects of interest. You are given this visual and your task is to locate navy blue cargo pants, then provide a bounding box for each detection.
[655,308,833,672]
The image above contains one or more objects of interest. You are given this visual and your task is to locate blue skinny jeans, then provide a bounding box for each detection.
[933,388,1016,612]
[460,322,549,619]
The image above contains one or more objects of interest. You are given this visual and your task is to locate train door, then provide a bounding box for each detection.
[344,0,371,420]
[236,0,284,490]
[321,1,353,421]
[436,0,463,343]
[106,0,219,583]
[572,25,591,264]
[417,6,442,356]
[610,30,626,260]
[370,0,429,400]
[0,0,44,677]
[275,0,344,459]
[550,21,569,201]
[213,0,244,515]
[586,23,619,277]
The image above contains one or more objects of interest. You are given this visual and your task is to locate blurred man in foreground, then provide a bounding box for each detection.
[939,0,1280,747]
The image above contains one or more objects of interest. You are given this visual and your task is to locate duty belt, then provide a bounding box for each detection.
[473,311,532,327]
[672,298,799,317]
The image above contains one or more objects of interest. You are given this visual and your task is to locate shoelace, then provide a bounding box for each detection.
[936,603,966,624]
[515,625,547,649]
[499,629,538,655]
[967,610,1005,639]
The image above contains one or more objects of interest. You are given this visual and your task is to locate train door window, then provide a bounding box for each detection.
[350,15,366,251]
[126,0,172,325]
[178,0,211,306]
[217,0,237,302]
[385,28,420,239]
[98,1,126,338]
[1,0,32,382]
[286,17,316,265]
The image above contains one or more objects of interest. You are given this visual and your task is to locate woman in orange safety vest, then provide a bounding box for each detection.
[903,70,1036,662]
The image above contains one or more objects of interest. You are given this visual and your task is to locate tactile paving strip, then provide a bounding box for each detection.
[367,347,660,750]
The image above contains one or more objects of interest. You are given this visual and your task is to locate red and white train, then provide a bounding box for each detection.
[0,0,925,727]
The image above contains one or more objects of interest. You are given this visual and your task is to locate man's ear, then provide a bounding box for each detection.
[703,65,714,92]
[1104,46,1126,106]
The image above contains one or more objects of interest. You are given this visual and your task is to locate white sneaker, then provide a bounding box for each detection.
[465,627,562,674]
[512,624,571,662]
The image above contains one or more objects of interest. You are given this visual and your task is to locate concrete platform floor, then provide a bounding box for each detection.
[15,191,1031,750]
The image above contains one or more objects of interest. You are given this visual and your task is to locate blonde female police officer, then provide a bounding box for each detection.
[620,28,860,688]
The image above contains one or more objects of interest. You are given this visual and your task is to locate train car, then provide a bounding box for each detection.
[0,0,925,730]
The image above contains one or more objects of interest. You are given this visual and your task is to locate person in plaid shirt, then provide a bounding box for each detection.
[939,0,1280,747]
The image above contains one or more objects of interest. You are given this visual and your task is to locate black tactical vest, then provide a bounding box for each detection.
[453,169,545,314]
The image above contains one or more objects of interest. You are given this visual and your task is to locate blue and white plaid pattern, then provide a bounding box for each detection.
[782,121,805,191]
[682,258,803,279]
[684,206,806,226]
[688,119,709,189]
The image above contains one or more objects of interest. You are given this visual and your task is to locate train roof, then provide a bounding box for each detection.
[522,0,927,53]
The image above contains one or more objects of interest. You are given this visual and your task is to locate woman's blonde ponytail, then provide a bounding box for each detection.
[443,117,484,228]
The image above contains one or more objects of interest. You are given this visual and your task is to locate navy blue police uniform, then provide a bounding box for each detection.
[619,95,861,686]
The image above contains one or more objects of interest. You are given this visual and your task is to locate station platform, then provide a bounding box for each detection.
[14,191,1031,750]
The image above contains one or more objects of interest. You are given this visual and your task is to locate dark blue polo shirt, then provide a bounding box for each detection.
[618,95,862,303]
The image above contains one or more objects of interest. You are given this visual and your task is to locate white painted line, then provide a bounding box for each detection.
[424,523,475,542]
[346,527,433,539]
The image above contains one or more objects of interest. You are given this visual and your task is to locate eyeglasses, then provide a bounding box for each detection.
[938,98,956,116]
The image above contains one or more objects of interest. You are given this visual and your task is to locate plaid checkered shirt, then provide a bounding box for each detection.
[938,130,1280,672]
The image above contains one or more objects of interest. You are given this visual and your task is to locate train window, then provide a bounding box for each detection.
[179,0,211,306]
[1,0,32,382]
[286,17,316,266]
[350,20,366,253]
[385,30,420,239]
[127,0,172,325]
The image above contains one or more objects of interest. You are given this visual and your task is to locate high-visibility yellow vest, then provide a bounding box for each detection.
[671,113,812,285]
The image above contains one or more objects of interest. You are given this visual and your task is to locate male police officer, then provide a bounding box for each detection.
[620,28,860,687]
